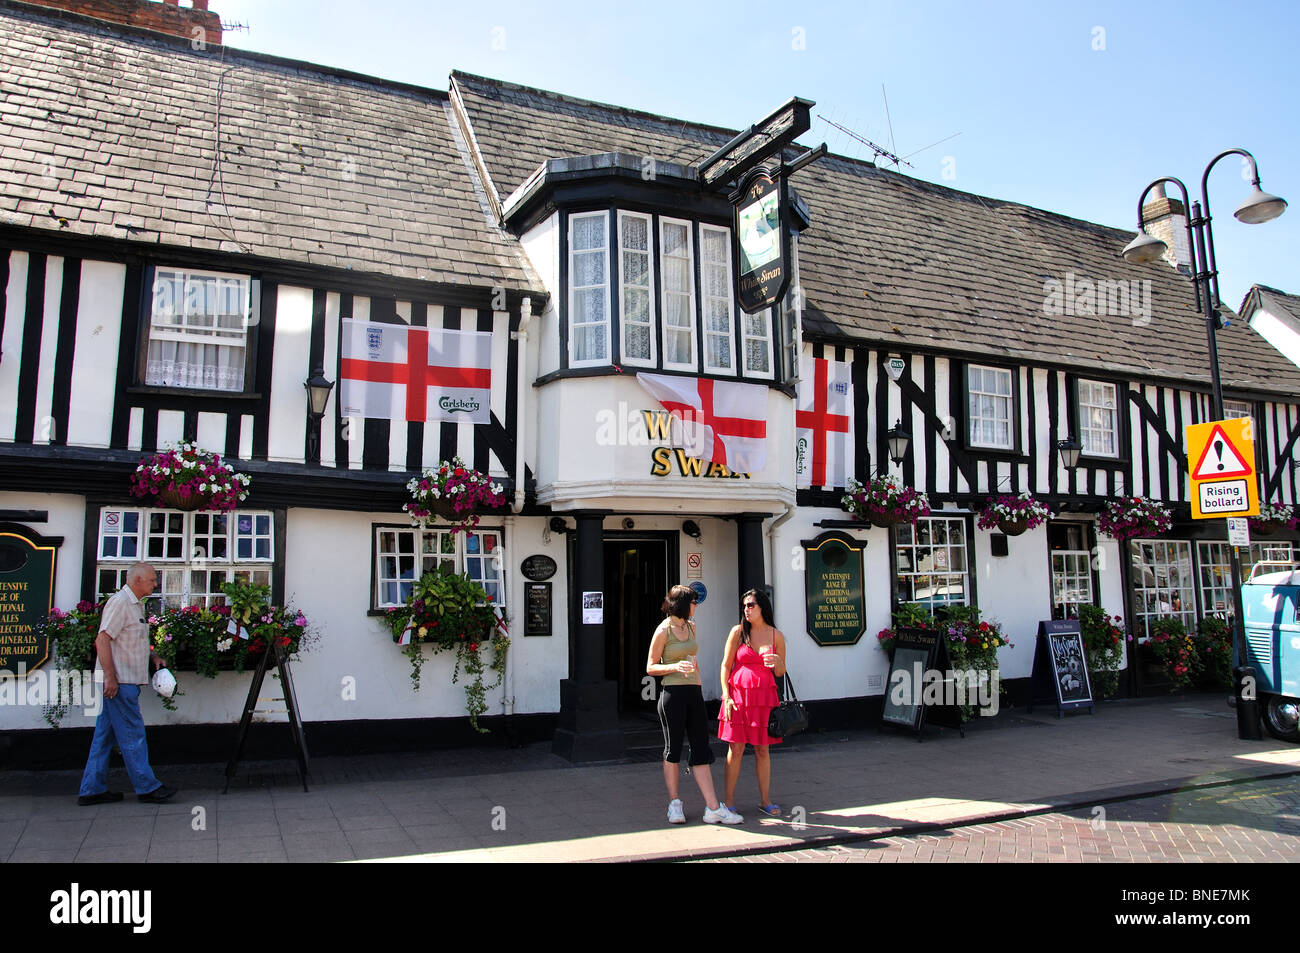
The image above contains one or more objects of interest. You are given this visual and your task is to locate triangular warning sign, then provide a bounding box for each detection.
[1191,424,1253,480]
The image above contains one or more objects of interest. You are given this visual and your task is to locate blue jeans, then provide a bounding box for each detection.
[79,684,162,797]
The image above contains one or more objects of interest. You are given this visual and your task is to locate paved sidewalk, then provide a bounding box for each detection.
[3,695,1298,863]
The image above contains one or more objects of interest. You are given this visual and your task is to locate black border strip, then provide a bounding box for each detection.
[49,255,80,447]
[14,252,46,443]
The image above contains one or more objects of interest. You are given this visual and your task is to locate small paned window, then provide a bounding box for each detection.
[893,516,970,610]
[660,218,696,371]
[568,212,610,366]
[144,267,252,391]
[968,365,1014,449]
[373,526,504,610]
[699,224,736,374]
[619,211,655,367]
[1078,380,1119,457]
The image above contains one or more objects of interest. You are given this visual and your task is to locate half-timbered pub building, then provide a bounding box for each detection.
[3,0,1297,763]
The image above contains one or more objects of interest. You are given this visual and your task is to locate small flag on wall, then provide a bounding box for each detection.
[795,357,853,489]
[636,372,769,473]
[339,319,492,424]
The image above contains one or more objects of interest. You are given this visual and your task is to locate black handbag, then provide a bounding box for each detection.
[767,673,810,738]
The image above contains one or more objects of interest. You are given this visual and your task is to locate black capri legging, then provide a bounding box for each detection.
[657,683,716,766]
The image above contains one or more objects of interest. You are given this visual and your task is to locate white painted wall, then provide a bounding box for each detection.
[65,260,124,449]
[518,213,560,379]
[267,285,313,464]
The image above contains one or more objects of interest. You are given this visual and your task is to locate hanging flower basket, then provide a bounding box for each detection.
[1098,497,1173,541]
[977,492,1050,536]
[131,441,250,513]
[383,568,510,732]
[841,475,931,527]
[404,457,507,534]
[1249,502,1298,536]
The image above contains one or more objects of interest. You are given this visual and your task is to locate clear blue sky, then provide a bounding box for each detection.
[213,0,1297,313]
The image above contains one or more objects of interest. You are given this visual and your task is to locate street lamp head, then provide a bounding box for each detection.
[1233,186,1288,225]
[886,419,911,465]
[1121,228,1167,264]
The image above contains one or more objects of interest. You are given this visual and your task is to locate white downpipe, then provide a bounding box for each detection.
[511,297,532,515]
[503,296,531,718]
[766,501,796,600]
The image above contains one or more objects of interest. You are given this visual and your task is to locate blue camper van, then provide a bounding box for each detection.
[1242,567,1300,741]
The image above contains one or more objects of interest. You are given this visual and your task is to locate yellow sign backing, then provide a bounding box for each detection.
[1187,417,1259,519]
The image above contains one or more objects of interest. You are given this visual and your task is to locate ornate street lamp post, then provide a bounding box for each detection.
[1123,148,1286,740]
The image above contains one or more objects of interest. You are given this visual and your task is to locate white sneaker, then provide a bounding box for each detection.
[667,798,686,824]
[703,804,744,825]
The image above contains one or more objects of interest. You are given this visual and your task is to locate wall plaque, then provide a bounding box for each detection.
[521,554,557,582]
[0,524,60,675]
[802,530,865,646]
[525,583,552,637]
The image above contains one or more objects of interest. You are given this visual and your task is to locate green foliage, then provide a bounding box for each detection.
[1194,616,1233,691]
[1148,617,1200,691]
[384,567,510,732]
[1078,605,1126,699]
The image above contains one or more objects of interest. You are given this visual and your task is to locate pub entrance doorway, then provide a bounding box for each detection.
[603,534,676,713]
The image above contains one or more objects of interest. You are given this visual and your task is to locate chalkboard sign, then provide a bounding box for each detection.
[880,626,964,739]
[521,555,557,582]
[1028,620,1095,717]
[525,582,551,637]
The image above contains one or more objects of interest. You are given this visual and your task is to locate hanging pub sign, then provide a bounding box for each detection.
[0,523,60,675]
[731,166,792,313]
[802,530,865,646]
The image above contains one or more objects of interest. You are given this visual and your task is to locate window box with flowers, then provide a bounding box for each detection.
[383,567,509,733]
[36,581,314,723]
[1098,497,1172,542]
[404,458,506,534]
[130,441,251,512]
[1249,502,1298,536]
[842,475,931,528]
[976,492,1051,536]
[876,603,1012,721]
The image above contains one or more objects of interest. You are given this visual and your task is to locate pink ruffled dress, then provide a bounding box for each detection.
[718,644,781,746]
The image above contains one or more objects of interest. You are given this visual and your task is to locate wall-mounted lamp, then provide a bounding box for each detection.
[682,519,703,541]
[304,368,334,459]
[886,420,911,465]
[1057,437,1082,470]
[548,517,568,534]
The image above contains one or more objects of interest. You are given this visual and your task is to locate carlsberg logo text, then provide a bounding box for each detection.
[438,396,480,414]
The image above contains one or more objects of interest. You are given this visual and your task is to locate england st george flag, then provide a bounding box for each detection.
[795,357,853,488]
[339,318,491,424]
[635,372,768,473]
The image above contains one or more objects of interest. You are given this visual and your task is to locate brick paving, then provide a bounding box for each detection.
[697,777,1300,863]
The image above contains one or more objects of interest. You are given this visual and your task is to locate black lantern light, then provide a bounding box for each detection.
[886,419,911,465]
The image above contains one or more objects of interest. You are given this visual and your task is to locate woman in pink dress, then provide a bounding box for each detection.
[718,588,785,817]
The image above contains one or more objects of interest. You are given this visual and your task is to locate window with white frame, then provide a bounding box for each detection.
[1078,380,1119,457]
[741,309,774,378]
[373,526,505,609]
[568,212,610,366]
[145,267,252,391]
[96,507,274,607]
[967,365,1014,449]
[1051,551,1094,619]
[1223,399,1254,420]
[1130,540,1195,638]
[618,211,655,367]
[893,516,969,609]
[1198,541,1295,619]
[699,224,736,373]
[660,218,696,370]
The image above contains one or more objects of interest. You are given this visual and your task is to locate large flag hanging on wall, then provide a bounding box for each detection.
[339,319,491,424]
[636,372,768,473]
[795,357,853,489]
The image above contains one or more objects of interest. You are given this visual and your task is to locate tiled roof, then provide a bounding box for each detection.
[452,71,1300,397]
[0,3,541,292]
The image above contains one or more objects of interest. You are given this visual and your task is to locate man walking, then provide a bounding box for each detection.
[78,562,177,805]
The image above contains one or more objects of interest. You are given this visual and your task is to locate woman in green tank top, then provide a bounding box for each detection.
[646,585,744,826]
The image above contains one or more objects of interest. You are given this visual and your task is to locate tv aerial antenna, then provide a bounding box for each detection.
[818,84,962,170]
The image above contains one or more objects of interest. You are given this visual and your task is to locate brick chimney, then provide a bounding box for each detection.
[20,0,222,44]
[1141,182,1192,274]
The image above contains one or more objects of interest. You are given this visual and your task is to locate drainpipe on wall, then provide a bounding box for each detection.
[501,513,516,717]
[511,297,532,515]
[766,501,796,603]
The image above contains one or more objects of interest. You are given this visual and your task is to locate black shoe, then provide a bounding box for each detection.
[78,791,124,806]
[137,784,177,803]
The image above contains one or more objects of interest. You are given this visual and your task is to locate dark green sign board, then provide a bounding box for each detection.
[0,524,60,674]
[802,530,866,646]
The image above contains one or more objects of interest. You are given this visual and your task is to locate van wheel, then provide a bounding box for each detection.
[1261,694,1300,742]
